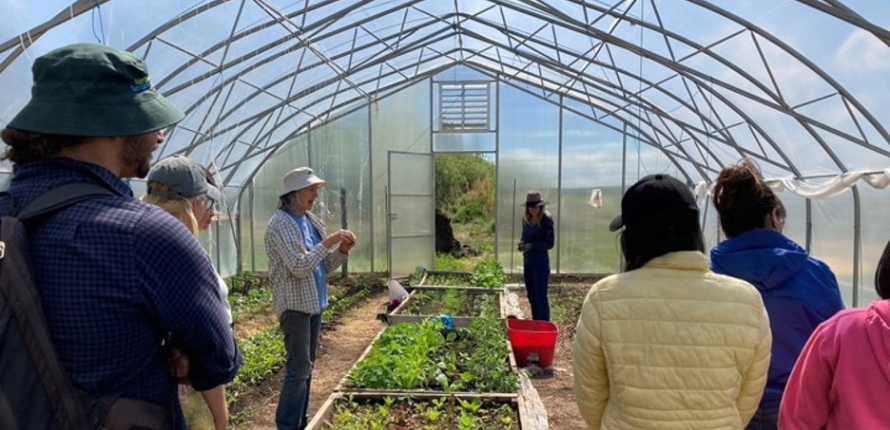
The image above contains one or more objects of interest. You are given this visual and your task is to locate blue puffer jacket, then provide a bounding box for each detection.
[710,229,844,414]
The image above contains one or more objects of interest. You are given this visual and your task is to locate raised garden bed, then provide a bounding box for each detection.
[386,286,503,327]
[414,270,474,287]
[339,317,519,395]
[307,392,523,430]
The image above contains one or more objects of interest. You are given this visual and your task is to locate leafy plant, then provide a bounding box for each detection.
[349,320,446,390]
[230,286,272,324]
[228,326,285,405]
[400,289,498,318]
[470,259,506,289]
[226,271,266,295]
[348,316,517,393]
[324,396,519,429]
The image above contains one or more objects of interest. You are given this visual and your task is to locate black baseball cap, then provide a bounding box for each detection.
[609,174,700,232]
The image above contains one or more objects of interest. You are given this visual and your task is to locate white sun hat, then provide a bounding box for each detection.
[280,167,326,197]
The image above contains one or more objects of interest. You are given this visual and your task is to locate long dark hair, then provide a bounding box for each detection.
[523,204,551,226]
[621,216,705,271]
[713,159,784,238]
[875,240,890,300]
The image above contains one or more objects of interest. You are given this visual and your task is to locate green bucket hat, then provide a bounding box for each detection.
[7,43,183,137]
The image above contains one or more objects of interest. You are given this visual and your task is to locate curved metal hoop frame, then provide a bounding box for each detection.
[1,0,888,187]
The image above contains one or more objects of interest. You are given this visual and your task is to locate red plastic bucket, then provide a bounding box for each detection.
[507,319,559,368]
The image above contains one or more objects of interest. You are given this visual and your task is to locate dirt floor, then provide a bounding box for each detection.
[235,291,389,429]
[516,283,593,430]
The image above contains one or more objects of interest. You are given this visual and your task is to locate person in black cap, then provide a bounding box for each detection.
[518,191,555,321]
[573,174,772,430]
[0,43,240,429]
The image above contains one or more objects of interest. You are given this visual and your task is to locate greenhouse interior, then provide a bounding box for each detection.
[2,1,889,429]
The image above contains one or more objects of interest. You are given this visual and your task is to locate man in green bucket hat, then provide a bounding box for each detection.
[0,44,240,430]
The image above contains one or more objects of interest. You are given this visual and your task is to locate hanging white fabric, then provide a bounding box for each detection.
[588,188,604,208]
[694,168,890,201]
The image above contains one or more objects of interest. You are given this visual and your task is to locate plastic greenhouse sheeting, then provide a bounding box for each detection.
[496,83,560,274]
[0,1,887,306]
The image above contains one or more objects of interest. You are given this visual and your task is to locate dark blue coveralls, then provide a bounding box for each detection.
[521,215,554,321]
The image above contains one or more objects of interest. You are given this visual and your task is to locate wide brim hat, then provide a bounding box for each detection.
[280,167,326,197]
[521,191,547,207]
[609,174,699,232]
[7,43,183,137]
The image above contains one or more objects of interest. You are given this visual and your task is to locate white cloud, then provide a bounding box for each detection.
[834,29,890,73]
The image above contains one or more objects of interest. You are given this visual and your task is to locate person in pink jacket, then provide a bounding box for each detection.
[779,240,890,429]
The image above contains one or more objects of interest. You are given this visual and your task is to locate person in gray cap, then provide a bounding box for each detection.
[0,43,240,429]
[145,155,233,430]
[145,155,222,235]
[265,167,355,430]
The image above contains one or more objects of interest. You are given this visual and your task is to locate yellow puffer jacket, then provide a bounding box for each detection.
[573,251,771,430]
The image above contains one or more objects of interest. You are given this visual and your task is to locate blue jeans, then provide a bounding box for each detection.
[745,405,778,430]
[524,256,550,321]
[276,311,321,430]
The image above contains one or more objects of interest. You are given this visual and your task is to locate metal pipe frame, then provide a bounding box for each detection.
[3,0,889,280]
[3,0,879,189]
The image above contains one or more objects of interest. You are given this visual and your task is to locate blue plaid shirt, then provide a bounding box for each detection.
[0,159,241,429]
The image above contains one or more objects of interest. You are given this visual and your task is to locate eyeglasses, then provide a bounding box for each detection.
[196,195,216,212]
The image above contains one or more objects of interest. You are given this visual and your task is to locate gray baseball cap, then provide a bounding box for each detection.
[147,155,221,203]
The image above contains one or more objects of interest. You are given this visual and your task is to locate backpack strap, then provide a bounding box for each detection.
[17,183,116,221]
[0,217,94,429]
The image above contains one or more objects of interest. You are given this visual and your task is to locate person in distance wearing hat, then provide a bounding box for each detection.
[144,155,234,430]
[518,191,555,321]
[264,167,355,430]
[0,43,240,429]
[573,174,771,430]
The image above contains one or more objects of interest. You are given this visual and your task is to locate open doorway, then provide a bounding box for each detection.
[434,153,496,272]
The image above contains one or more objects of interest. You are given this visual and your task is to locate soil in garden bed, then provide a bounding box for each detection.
[516,283,591,430]
[233,290,389,429]
[400,289,499,317]
[321,396,519,430]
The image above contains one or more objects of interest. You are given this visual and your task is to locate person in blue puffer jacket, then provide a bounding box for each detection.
[710,160,844,430]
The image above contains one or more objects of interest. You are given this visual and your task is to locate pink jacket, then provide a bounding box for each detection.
[779,300,890,429]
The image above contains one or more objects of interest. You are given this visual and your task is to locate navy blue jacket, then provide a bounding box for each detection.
[0,159,241,429]
[710,229,843,413]
[521,215,554,262]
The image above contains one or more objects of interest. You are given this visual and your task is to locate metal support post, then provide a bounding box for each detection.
[341,187,348,276]
[852,186,862,307]
[805,198,813,254]
[510,178,517,275]
[556,96,563,274]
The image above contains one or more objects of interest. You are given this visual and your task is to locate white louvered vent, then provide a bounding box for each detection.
[438,82,490,132]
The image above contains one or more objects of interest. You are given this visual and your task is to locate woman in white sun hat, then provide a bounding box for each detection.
[264,167,356,430]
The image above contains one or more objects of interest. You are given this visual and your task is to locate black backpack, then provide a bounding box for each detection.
[0,183,170,430]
